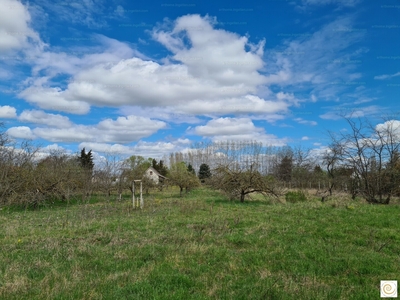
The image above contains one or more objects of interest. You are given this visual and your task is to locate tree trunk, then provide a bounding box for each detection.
[240,191,245,202]
[180,186,183,197]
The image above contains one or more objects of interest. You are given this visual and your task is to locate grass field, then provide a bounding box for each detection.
[0,187,399,299]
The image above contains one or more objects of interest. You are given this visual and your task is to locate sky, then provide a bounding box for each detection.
[0,0,399,161]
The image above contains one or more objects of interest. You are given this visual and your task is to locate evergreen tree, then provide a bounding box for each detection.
[79,148,94,171]
[187,163,195,175]
[158,160,168,176]
[151,159,168,176]
[278,156,293,182]
[198,163,211,183]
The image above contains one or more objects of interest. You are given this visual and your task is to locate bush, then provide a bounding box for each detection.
[285,190,307,203]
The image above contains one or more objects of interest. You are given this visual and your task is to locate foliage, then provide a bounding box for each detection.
[168,162,200,196]
[187,163,195,175]
[277,155,293,182]
[285,190,307,203]
[198,163,211,183]
[78,148,94,172]
[152,159,168,177]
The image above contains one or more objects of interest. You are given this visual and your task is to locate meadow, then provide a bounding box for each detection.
[0,187,399,299]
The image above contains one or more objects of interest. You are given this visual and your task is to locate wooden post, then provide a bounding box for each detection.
[140,181,143,209]
[132,181,135,209]
[132,180,143,209]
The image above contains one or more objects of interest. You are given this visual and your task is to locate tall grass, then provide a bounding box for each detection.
[0,187,399,299]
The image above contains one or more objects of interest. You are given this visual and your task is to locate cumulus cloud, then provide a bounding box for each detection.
[0,105,17,118]
[375,120,400,139]
[32,115,166,143]
[118,106,202,124]
[18,109,72,128]
[18,86,91,114]
[177,95,289,116]
[0,0,42,53]
[193,117,262,136]
[6,126,36,139]
[191,117,287,146]
[79,139,189,158]
[18,14,290,118]
[153,14,266,86]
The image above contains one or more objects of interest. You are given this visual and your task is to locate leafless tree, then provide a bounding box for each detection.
[328,116,400,204]
[210,161,279,202]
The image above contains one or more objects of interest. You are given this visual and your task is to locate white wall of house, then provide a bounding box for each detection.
[144,167,160,184]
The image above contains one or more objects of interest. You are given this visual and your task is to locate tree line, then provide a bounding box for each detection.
[1,115,400,207]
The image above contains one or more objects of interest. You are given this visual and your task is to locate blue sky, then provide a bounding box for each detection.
[0,0,399,160]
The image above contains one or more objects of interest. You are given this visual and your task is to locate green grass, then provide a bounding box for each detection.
[0,187,399,299]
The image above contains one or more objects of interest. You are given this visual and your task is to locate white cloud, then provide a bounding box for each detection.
[153,14,266,86]
[374,72,400,80]
[18,109,72,128]
[176,95,289,115]
[17,15,290,118]
[0,0,42,53]
[79,142,132,155]
[79,139,189,158]
[96,116,167,143]
[193,117,262,136]
[294,118,317,126]
[6,126,36,139]
[0,105,17,118]
[319,105,382,120]
[33,144,74,160]
[18,86,91,114]
[192,117,287,146]
[32,115,166,144]
[27,35,139,78]
[118,106,202,124]
[301,136,310,140]
[375,120,400,139]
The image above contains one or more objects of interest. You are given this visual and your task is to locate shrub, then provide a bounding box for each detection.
[285,190,307,203]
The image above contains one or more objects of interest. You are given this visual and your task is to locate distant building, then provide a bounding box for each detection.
[144,166,167,184]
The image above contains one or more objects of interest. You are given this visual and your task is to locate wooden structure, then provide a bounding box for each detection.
[132,180,143,209]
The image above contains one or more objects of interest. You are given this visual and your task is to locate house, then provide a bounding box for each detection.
[144,166,167,184]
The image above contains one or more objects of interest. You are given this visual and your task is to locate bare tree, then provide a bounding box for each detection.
[210,161,279,202]
[328,116,400,204]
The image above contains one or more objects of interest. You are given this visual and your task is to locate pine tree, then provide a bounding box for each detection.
[151,159,168,176]
[79,148,94,171]
[187,163,195,175]
[278,156,292,183]
[198,163,211,183]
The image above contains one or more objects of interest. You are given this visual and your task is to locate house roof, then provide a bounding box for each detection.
[146,166,167,179]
